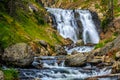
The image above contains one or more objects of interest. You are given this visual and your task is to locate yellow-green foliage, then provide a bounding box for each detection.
[2,69,18,80]
[95,36,116,49]
[0,0,64,48]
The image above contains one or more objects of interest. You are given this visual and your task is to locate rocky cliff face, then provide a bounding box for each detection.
[37,0,75,8]
[38,0,104,19]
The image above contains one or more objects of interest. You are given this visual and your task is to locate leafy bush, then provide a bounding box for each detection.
[2,68,18,80]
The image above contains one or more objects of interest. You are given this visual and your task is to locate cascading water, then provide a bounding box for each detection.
[19,56,113,80]
[46,8,100,54]
[47,8,79,42]
[76,10,99,44]
[18,8,115,80]
[46,8,99,44]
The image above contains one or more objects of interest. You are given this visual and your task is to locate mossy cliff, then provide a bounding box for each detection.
[0,0,66,49]
[0,0,120,49]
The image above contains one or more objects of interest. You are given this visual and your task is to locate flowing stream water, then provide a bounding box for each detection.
[19,8,116,80]
[19,56,114,80]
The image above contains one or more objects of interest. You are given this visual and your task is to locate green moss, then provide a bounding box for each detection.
[95,37,115,49]
[73,0,78,2]
[95,3,100,9]
[101,17,112,30]
[2,69,18,80]
[95,42,104,49]
[113,32,119,39]
[0,0,65,48]
[104,37,113,43]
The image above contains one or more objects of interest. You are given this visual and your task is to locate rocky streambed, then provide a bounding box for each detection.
[0,32,120,80]
[0,35,120,80]
[0,43,120,80]
[0,39,120,80]
[18,56,115,80]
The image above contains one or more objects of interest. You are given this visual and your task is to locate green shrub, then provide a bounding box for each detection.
[95,42,104,49]
[2,68,18,80]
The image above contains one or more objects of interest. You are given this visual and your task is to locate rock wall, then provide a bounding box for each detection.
[37,0,75,8]
[1,43,34,67]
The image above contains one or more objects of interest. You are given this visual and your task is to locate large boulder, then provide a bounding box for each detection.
[95,35,120,56]
[0,71,4,80]
[65,53,87,67]
[55,45,67,55]
[2,43,34,67]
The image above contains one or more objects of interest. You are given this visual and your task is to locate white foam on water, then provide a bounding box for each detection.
[19,67,112,80]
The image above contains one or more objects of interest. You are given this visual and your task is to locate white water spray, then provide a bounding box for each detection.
[47,8,99,44]
[76,10,99,44]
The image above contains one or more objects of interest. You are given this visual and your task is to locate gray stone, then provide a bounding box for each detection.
[55,45,67,55]
[39,40,47,48]
[65,53,87,67]
[116,51,120,58]
[75,39,84,46]
[87,58,102,64]
[2,43,34,67]
[0,70,4,80]
[71,50,78,55]
[95,35,120,56]
[90,11,101,34]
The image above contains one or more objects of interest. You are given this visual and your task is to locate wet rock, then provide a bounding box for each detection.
[34,40,55,56]
[39,40,47,48]
[112,61,120,73]
[75,39,84,46]
[32,61,43,69]
[65,53,87,67]
[74,11,83,37]
[116,51,120,60]
[0,70,4,80]
[90,11,101,34]
[64,38,74,45]
[85,77,98,80]
[71,50,78,55]
[2,43,34,67]
[55,45,67,55]
[40,47,49,56]
[87,48,101,62]
[87,58,102,64]
[34,77,41,80]
[87,51,102,64]
[32,56,66,69]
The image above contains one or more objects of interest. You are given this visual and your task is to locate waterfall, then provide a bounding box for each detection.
[47,8,79,43]
[46,8,99,44]
[76,10,99,44]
